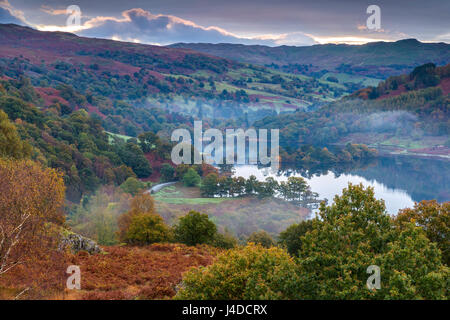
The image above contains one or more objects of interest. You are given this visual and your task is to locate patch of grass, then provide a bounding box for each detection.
[320,72,382,87]
[105,131,134,144]
[155,197,229,205]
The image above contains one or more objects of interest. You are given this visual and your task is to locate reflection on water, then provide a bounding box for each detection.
[232,156,449,215]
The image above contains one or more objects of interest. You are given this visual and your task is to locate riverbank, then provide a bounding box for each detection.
[333,134,450,160]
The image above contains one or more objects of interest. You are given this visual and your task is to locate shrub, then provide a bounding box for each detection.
[213,231,238,249]
[200,173,218,197]
[247,231,274,248]
[0,109,32,159]
[0,159,66,296]
[125,213,172,245]
[182,168,201,187]
[174,211,217,246]
[395,200,449,265]
[120,177,147,195]
[117,193,156,242]
[278,220,313,257]
[175,244,300,299]
[160,163,175,182]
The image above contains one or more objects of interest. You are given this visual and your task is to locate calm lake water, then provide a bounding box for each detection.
[232,156,450,215]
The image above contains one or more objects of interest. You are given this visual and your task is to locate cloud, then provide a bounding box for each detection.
[308,35,394,45]
[0,0,28,25]
[269,32,317,46]
[72,8,315,46]
[40,5,69,16]
[435,33,450,43]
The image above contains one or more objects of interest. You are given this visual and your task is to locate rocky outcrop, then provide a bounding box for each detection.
[59,232,102,254]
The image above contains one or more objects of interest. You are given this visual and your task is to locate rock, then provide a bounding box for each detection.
[59,232,102,255]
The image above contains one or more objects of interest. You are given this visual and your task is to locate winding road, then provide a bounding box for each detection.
[147,181,177,194]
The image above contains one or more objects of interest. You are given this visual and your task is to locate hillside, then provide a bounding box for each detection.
[0,21,448,303]
[170,40,450,79]
[254,63,450,161]
[0,243,218,300]
[0,24,357,124]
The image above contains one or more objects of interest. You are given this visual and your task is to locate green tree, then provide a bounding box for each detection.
[120,177,147,195]
[278,220,313,257]
[174,210,217,246]
[213,230,238,249]
[297,183,448,299]
[69,186,130,245]
[285,176,308,201]
[200,173,218,197]
[244,175,259,195]
[247,231,274,248]
[395,200,449,265]
[125,213,171,245]
[182,168,201,187]
[175,244,300,299]
[160,163,175,182]
[0,110,31,159]
[117,141,152,178]
[138,131,161,153]
[257,177,279,198]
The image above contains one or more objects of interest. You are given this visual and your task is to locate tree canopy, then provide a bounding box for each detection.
[296,183,448,299]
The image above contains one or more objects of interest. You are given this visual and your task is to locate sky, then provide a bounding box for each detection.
[1,0,449,46]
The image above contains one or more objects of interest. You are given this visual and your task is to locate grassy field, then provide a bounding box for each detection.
[153,183,310,238]
[105,131,134,143]
[320,72,382,87]
[153,185,229,205]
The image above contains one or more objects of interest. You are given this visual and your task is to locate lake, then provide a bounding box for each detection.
[232,155,450,215]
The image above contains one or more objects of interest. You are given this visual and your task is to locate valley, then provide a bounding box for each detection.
[0,17,448,301]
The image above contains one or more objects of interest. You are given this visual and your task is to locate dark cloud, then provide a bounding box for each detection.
[78,8,315,45]
[3,0,450,45]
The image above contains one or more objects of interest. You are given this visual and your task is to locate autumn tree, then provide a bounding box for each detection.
[175,244,300,299]
[117,192,156,243]
[212,230,238,249]
[278,220,313,257]
[247,231,275,248]
[297,183,448,299]
[0,110,31,159]
[120,177,148,196]
[125,213,171,245]
[395,200,449,265]
[0,159,65,277]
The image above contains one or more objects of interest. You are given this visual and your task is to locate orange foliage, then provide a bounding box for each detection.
[117,193,155,242]
[67,244,218,300]
[0,159,66,299]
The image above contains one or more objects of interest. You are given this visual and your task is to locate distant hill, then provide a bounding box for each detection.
[254,63,450,159]
[351,63,450,100]
[0,24,361,122]
[169,40,450,79]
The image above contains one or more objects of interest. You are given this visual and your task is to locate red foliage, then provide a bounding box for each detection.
[68,244,218,300]
[34,87,69,106]
[439,77,450,95]
[143,151,175,182]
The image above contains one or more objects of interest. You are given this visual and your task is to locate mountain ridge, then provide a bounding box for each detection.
[169,40,450,78]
